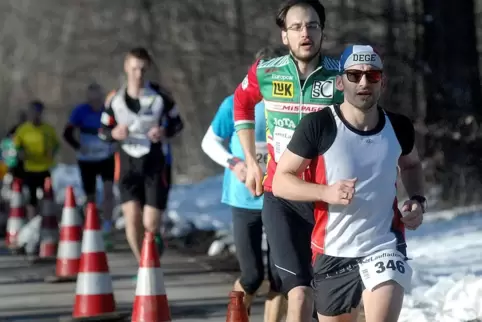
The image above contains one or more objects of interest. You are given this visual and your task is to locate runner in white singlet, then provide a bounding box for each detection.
[272,45,426,322]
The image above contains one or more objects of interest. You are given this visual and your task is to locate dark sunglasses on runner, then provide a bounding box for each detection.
[344,70,383,83]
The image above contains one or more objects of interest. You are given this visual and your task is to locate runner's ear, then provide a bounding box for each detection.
[281,30,288,46]
[381,74,387,91]
[335,75,344,92]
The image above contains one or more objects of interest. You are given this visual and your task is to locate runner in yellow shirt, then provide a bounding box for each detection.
[13,100,60,218]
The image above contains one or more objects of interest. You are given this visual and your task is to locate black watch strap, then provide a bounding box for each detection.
[227,157,242,170]
[410,195,427,212]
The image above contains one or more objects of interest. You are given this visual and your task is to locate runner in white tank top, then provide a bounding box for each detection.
[272,45,426,322]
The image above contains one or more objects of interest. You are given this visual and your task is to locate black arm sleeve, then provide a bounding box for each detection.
[164,104,184,138]
[98,106,117,142]
[386,111,415,156]
[287,108,337,159]
[63,125,80,150]
[156,88,184,138]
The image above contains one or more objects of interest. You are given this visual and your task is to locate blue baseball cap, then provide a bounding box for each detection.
[29,100,44,112]
[339,45,383,72]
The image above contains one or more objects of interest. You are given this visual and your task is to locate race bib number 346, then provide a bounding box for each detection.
[358,249,412,292]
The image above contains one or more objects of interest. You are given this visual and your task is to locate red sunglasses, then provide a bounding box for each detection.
[344,70,383,83]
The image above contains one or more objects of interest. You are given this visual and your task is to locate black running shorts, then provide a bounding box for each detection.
[78,156,115,197]
[117,149,169,210]
[312,240,407,316]
[261,191,314,295]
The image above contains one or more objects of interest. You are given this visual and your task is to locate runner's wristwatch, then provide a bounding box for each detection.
[410,195,427,213]
[227,157,242,170]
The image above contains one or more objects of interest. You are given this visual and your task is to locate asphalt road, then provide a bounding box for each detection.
[0,239,266,322]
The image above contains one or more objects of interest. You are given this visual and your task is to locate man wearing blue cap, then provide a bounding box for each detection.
[63,83,116,250]
[272,45,426,321]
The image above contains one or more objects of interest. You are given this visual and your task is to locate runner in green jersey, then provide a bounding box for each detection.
[233,1,343,321]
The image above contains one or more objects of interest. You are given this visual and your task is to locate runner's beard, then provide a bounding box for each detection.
[348,94,379,112]
[289,41,322,64]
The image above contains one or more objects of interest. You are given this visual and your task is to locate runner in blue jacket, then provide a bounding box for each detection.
[201,46,287,322]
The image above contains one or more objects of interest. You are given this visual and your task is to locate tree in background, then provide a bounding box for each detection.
[0,0,480,208]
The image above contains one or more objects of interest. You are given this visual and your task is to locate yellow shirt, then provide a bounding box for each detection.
[13,122,59,172]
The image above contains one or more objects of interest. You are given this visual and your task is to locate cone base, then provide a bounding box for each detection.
[44,275,77,283]
[30,256,56,264]
[56,258,80,278]
[73,294,116,318]
[6,240,20,250]
[61,311,129,322]
[131,295,171,322]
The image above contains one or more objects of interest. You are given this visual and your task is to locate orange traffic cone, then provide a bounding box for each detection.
[37,177,59,261]
[45,186,82,283]
[72,202,125,321]
[5,178,26,251]
[226,291,249,322]
[131,231,171,322]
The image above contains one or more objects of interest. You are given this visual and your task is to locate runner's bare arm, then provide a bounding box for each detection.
[273,111,339,202]
[233,60,263,165]
[398,146,424,197]
[389,111,425,197]
[272,151,327,201]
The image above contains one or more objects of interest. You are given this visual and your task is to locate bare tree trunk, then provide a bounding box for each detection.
[423,0,482,123]
[233,0,246,64]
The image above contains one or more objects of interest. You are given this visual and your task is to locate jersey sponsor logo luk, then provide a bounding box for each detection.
[272,81,294,98]
[311,80,334,99]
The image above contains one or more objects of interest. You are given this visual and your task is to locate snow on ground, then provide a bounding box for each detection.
[402,211,482,321]
[51,164,482,321]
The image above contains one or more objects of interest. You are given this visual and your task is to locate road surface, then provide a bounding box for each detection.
[0,239,266,322]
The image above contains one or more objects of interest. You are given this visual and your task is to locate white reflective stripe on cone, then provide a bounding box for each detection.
[57,241,81,259]
[75,272,113,295]
[7,218,25,232]
[81,230,105,253]
[10,192,22,208]
[135,267,166,296]
[60,208,82,226]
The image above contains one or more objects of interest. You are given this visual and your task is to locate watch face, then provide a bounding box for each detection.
[411,196,427,212]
